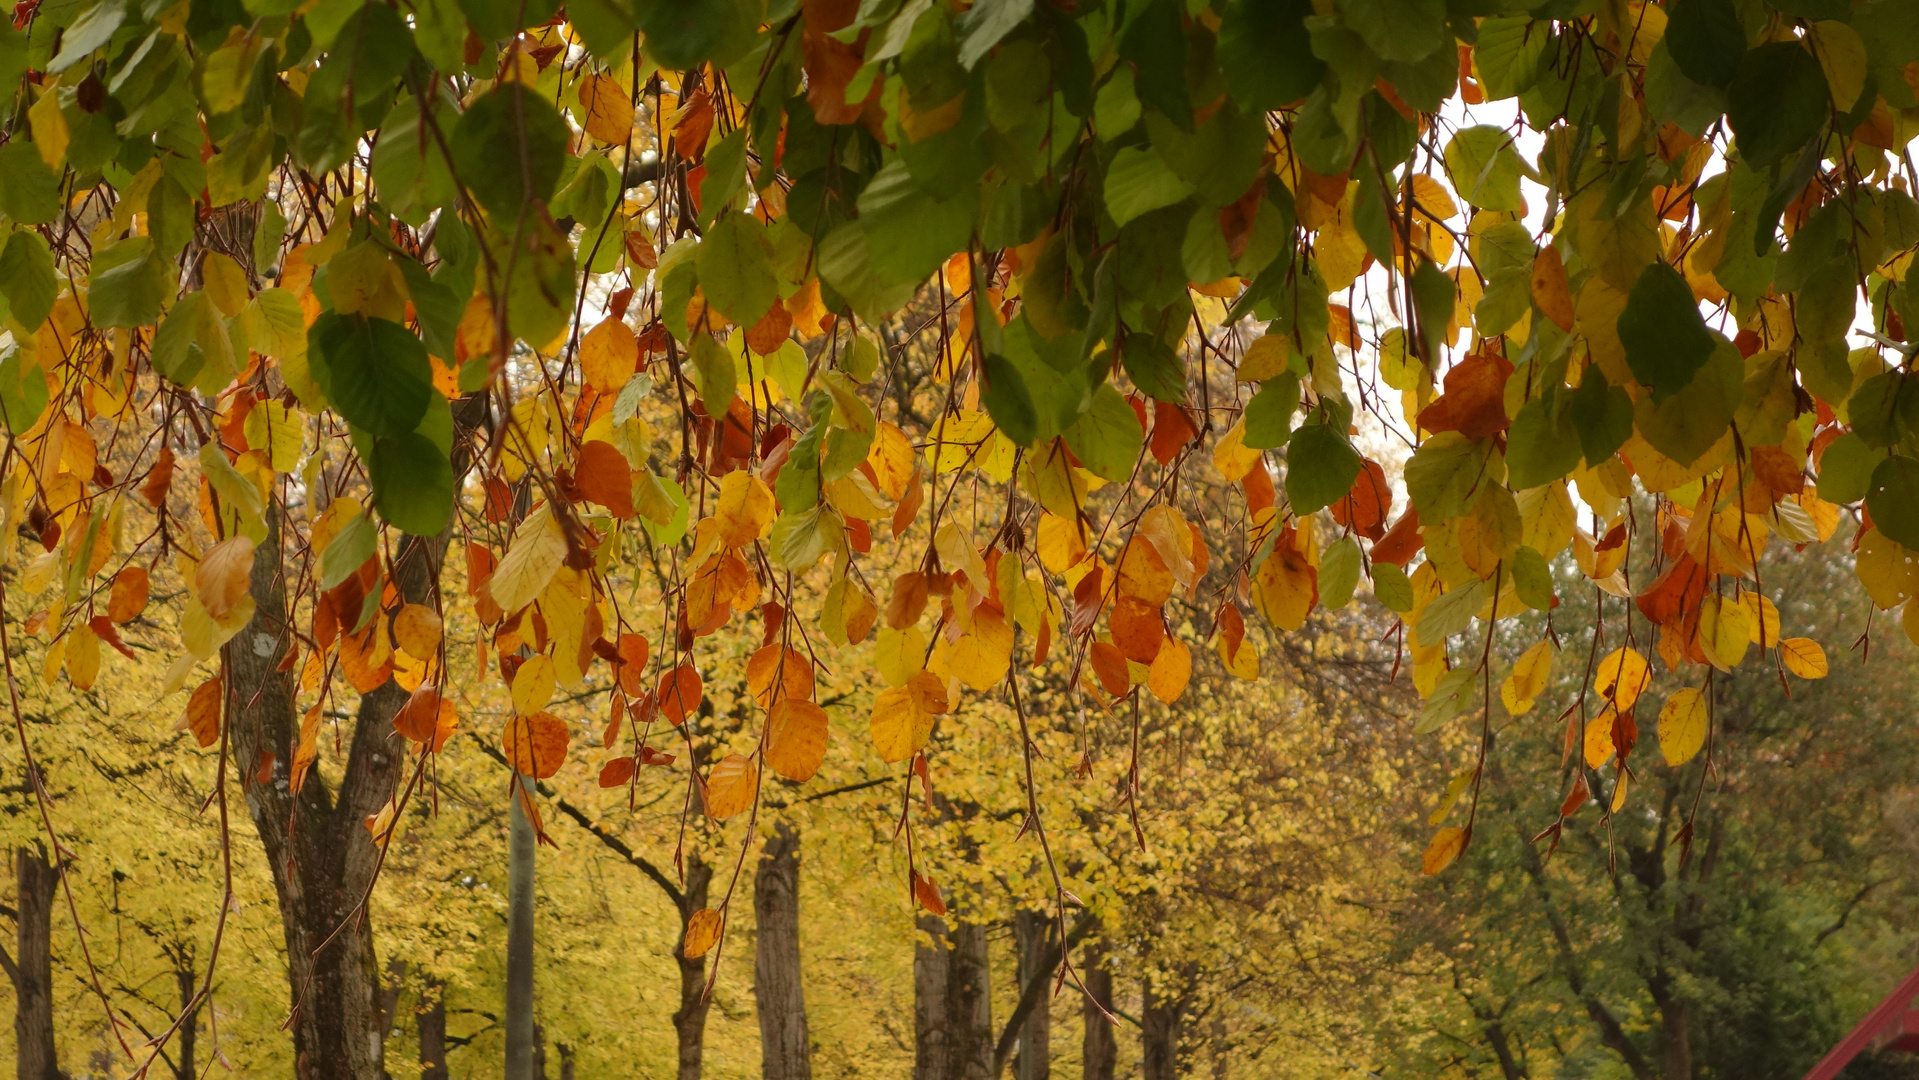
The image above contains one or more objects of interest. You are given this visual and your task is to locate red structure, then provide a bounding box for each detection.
[1802,965,1919,1080]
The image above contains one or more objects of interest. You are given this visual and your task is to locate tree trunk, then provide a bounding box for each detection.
[418,980,448,1080]
[1080,948,1115,1080]
[915,914,952,1080]
[1141,974,1183,1080]
[506,778,537,1080]
[13,846,60,1080]
[175,966,198,1080]
[672,854,713,1080]
[226,508,452,1080]
[754,820,811,1080]
[1653,986,1691,1080]
[946,918,993,1080]
[1013,911,1050,1080]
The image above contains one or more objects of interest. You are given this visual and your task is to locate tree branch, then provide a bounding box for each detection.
[990,912,1098,1078]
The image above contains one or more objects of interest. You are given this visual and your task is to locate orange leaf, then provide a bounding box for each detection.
[746,644,815,708]
[1089,641,1131,697]
[1108,597,1165,664]
[1415,353,1514,440]
[912,870,947,916]
[575,440,635,518]
[1422,826,1470,875]
[178,677,222,748]
[615,633,650,697]
[765,699,829,782]
[140,447,175,508]
[657,663,704,725]
[599,756,636,788]
[682,907,723,958]
[581,317,639,393]
[1531,246,1575,331]
[107,566,149,623]
[393,603,443,658]
[501,713,570,778]
[196,536,256,620]
[703,752,759,819]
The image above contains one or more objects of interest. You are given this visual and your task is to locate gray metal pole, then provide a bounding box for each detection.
[505,773,536,1080]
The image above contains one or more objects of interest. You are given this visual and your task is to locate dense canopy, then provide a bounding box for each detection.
[2,0,1919,1072]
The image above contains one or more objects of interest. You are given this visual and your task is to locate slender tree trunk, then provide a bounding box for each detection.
[916,914,952,1080]
[754,820,811,1080]
[1013,911,1050,1080]
[1080,948,1115,1080]
[13,846,60,1080]
[673,854,713,1080]
[175,966,198,1080]
[946,919,993,1080]
[418,979,448,1080]
[1141,974,1183,1080]
[1653,985,1691,1080]
[506,778,537,1080]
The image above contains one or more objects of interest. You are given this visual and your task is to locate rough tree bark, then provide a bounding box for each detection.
[915,914,952,1080]
[1080,948,1115,1080]
[672,854,714,1080]
[418,979,448,1080]
[227,507,450,1080]
[174,966,198,1080]
[1141,973,1186,1080]
[754,820,811,1080]
[1013,911,1050,1080]
[9,845,61,1080]
[946,919,994,1080]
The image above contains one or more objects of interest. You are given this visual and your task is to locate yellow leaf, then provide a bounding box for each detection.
[1592,647,1650,712]
[866,421,916,500]
[1855,529,1919,610]
[242,400,305,473]
[1778,637,1828,680]
[581,316,639,393]
[683,908,723,958]
[1609,770,1630,812]
[1739,591,1780,647]
[1697,595,1750,671]
[66,623,100,691]
[869,671,948,763]
[1500,639,1554,715]
[202,252,252,318]
[765,699,828,782]
[1808,21,1867,112]
[510,654,557,715]
[1212,417,1262,482]
[931,608,1013,692]
[488,506,567,614]
[28,88,68,171]
[1422,826,1468,875]
[1146,637,1192,704]
[394,603,443,659]
[1237,335,1291,381]
[714,469,775,548]
[874,626,927,688]
[1035,512,1089,575]
[703,752,758,819]
[195,536,256,621]
[577,73,635,144]
[1583,712,1616,770]
[1657,687,1707,766]
[1252,545,1316,631]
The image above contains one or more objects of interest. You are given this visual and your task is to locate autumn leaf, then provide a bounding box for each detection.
[870,671,948,763]
[1422,826,1469,876]
[502,713,570,779]
[703,753,758,819]
[178,677,223,749]
[195,537,256,621]
[682,908,723,959]
[765,699,829,782]
[1657,688,1708,767]
[1779,637,1828,680]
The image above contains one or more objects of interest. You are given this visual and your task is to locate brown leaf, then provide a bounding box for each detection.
[656,663,704,726]
[196,536,256,620]
[140,447,174,509]
[575,440,635,518]
[1417,353,1514,440]
[107,566,149,623]
[598,756,636,788]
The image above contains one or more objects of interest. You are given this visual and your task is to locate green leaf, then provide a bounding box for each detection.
[1443,126,1525,212]
[1405,431,1492,522]
[1506,394,1581,490]
[1568,365,1634,465]
[1510,545,1555,611]
[320,509,377,589]
[370,431,454,536]
[1119,0,1191,127]
[816,223,919,324]
[1617,262,1713,399]
[981,352,1039,446]
[769,504,843,572]
[1285,423,1362,516]
[956,0,1032,69]
[695,213,777,329]
[0,346,49,435]
[687,333,738,417]
[47,0,124,73]
[1664,0,1745,89]
[1816,432,1886,504]
[1846,371,1919,449]
[1338,0,1446,63]
[857,162,980,287]
[1867,456,1919,549]
[0,142,61,225]
[87,240,170,328]
[635,0,734,70]
[1104,146,1194,228]
[698,128,748,228]
[1726,42,1830,168]
[1632,338,1742,465]
[1063,384,1144,483]
[372,94,459,225]
[1320,535,1362,610]
[1373,562,1414,613]
[1120,333,1187,403]
[1242,374,1300,450]
[637,472,690,547]
[1217,0,1325,112]
[1411,258,1454,362]
[307,313,434,438]
[452,83,571,220]
[0,230,57,331]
